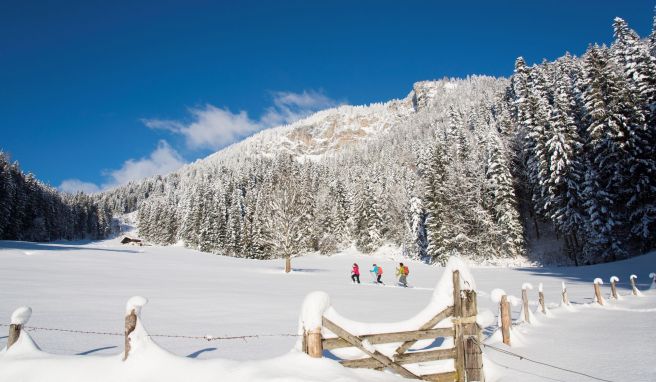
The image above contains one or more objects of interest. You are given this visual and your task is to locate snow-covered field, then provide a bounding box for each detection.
[0,238,654,381]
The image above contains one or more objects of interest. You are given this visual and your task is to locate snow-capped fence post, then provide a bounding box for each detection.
[610,276,619,300]
[561,281,570,306]
[630,275,640,296]
[650,273,656,289]
[300,291,330,358]
[521,285,531,323]
[538,283,545,314]
[123,296,148,361]
[593,278,604,306]
[500,295,511,346]
[7,306,32,349]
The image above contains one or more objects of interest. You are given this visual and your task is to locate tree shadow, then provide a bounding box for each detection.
[77,346,117,355]
[510,251,656,291]
[0,241,140,254]
[186,347,217,358]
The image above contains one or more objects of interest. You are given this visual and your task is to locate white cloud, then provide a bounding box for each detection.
[144,105,260,150]
[261,90,338,127]
[58,179,102,194]
[103,140,186,188]
[58,140,186,194]
[143,90,339,151]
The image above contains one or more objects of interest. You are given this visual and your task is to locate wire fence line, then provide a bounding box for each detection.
[0,323,300,342]
[472,338,615,382]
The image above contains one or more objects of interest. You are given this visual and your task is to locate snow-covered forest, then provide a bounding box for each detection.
[0,152,113,241]
[95,16,655,265]
[2,16,654,265]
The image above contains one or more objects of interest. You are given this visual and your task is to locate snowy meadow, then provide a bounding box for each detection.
[1,238,654,381]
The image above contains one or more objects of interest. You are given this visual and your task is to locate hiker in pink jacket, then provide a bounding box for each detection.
[351,263,361,284]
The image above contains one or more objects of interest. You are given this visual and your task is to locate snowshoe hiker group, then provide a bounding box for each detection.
[350,262,409,287]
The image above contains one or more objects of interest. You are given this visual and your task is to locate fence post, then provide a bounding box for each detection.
[123,296,148,361]
[538,283,545,314]
[610,276,619,300]
[630,275,639,295]
[561,281,570,306]
[650,273,656,289]
[305,327,323,358]
[452,270,466,382]
[500,295,511,346]
[593,278,604,306]
[521,287,530,323]
[7,306,32,350]
[462,289,484,382]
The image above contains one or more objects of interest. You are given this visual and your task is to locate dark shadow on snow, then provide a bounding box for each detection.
[77,346,117,355]
[0,241,141,254]
[186,347,217,358]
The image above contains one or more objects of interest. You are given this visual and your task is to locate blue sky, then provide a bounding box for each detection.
[1,1,653,193]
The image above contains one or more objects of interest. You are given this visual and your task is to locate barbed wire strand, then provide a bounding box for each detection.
[0,323,299,342]
[473,338,615,382]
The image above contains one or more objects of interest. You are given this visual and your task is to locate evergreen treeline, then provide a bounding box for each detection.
[505,17,656,264]
[0,152,112,241]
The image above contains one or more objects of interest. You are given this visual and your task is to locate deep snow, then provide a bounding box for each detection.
[0,238,654,381]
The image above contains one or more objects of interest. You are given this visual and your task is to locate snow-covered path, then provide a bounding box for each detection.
[0,239,654,381]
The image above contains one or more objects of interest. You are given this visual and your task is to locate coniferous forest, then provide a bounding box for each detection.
[0,152,113,241]
[2,16,655,265]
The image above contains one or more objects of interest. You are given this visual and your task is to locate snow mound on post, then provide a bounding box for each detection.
[126,296,148,315]
[522,282,533,290]
[593,278,603,285]
[610,276,619,283]
[123,296,173,362]
[630,275,644,296]
[561,281,566,291]
[10,306,32,325]
[650,273,656,290]
[490,289,506,304]
[301,291,331,330]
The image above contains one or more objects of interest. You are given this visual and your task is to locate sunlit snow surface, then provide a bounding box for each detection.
[0,238,654,381]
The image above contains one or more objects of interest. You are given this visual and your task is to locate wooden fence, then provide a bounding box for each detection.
[301,270,484,382]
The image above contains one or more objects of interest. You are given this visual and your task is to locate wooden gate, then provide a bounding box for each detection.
[302,271,484,382]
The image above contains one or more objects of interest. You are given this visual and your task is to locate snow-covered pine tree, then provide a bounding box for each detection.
[485,133,525,257]
[612,18,656,248]
[544,70,585,261]
[581,44,643,262]
[423,143,449,265]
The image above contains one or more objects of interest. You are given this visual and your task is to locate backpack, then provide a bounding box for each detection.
[403,266,409,276]
[377,267,383,276]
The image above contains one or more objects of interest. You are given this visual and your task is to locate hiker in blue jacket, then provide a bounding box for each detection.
[370,264,383,284]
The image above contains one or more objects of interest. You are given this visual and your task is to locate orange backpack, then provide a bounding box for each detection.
[403,266,409,276]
